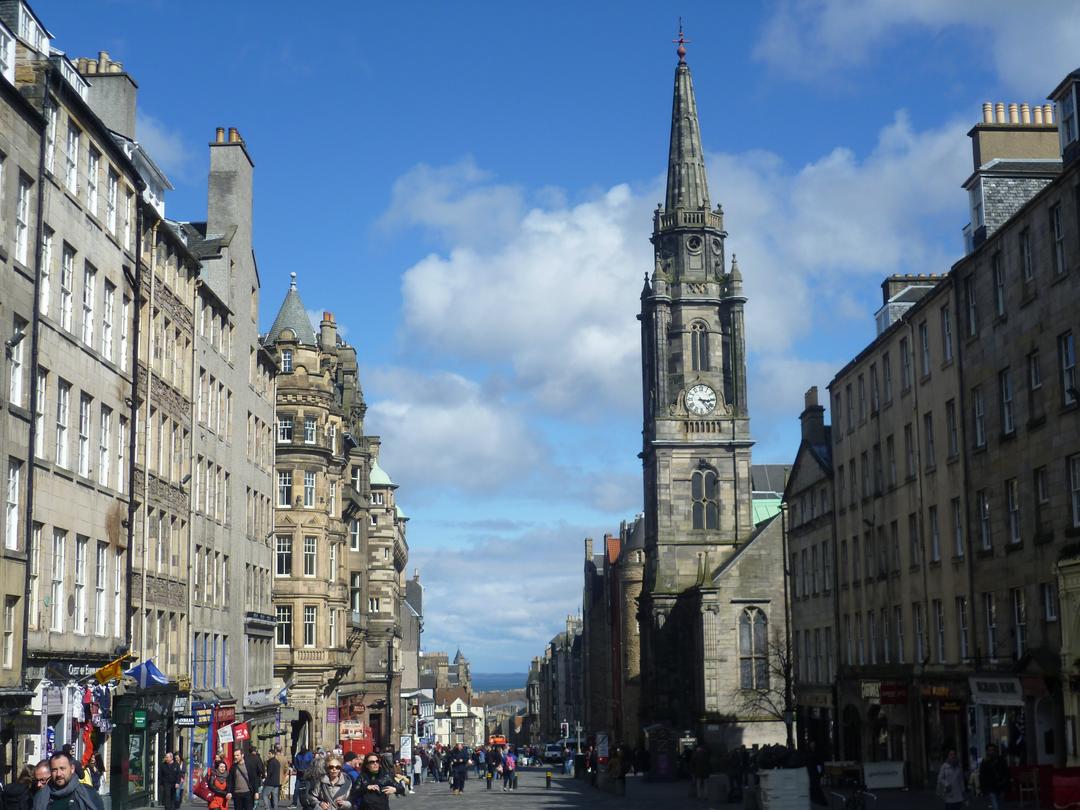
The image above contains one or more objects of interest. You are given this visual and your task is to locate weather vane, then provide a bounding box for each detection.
[673,17,690,63]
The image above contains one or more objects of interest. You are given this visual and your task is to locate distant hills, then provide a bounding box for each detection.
[473,672,526,693]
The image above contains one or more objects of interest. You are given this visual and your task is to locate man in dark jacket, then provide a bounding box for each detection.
[979,744,1010,810]
[32,753,103,810]
[447,744,471,795]
[291,748,314,807]
[243,744,266,799]
[341,753,360,783]
[158,752,181,810]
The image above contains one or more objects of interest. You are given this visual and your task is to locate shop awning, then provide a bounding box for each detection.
[968,675,1024,706]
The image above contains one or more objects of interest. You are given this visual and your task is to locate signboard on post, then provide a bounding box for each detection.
[175,716,196,728]
[133,710,147,730]
[399,736,412,762]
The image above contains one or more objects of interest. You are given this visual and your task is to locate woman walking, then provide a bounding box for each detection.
[936,749,967,810]
[349,755,402,810]
[206,760,231,810]
[307,757,351,810]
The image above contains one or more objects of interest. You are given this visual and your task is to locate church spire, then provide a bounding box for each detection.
[664,28,711,212]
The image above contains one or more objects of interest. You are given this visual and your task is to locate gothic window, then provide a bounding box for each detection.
[691,467,719,530]
[739,607,769,690]
[690,322,709,371]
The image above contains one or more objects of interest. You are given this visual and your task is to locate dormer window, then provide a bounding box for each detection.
[281,350,293,373]
[1059,87,1077,151]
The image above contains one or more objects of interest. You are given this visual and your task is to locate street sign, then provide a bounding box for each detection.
[175,716,195,728]
[133,710,147,730]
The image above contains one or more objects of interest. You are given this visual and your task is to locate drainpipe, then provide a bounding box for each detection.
[124,207,145,654]
[139,222,158,660]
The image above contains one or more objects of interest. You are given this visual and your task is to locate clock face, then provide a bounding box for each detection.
[686,384,717,416]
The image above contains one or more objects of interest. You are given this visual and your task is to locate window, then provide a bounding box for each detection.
[277,471,292,507]
[44,103,56,173]
[933,599,945,663]
[51,529,66,631]
[64,123,79,193]
[928,505,940,562]
[328,481,336,516]
[94,542,107,636]
[973,386,986,447]
[98,407,111,486]
[913,602,926,663]
[33,371,45,459]
[1020,227,1033,282]
[1005,478,1021,544]
[1012,588,1027,658]
[691,467,719,530]
[882,352,893,403]
[908,514,921,567]
[977,490,992,550]
[278,419,292,446]
[899,337,912,391]
[923,412,936,469]
[304,471,315,507]
[303,606,316,647]
[952,498,964,558]
[86,148,99,214]
[999,370,1014,435]
[857,375,866,422]
[105,170,118,235]
[55,380,70,468]
[918,322,930,377]
[823,542,832,592]
[867,612,877,664]
[329,608,337,647]
[942,399,958,459]
[303,536,316,577]
[964,275,978,337]
[39,228,53,316]
[281,350,293,373]
[350,572,362,613]
[852,536,860,584]
[984,592,998,660]
[368,597,381,613]
[1060,332,1077,406]
[275,605,292,646]
[1070,455,1080,528]
[886,435,896,486]
[941,306,953,363]
[60,245,74,331]
[992,252,1006,317]
[304,416,316,444]
[101,282,115,361]
[275,535,292,576]
[77,394,91,478]
[903,424,915,478]
[1044,582,1059,622]
[844,615,853,665]
[8,316,24,406]
[890,520,900,572]
[881,608,890,665]
[895,606,905,663]
[4,459,20,550]
[738,607,769,690]
[839,540,847,586]
[1,596,14,669]
[117,416,127,494]
[15,176,30,265]
[113,549,122,636]
[690,322,708,371]
[845,384,853,432]
[860,452,869,498]
[956,596,970,661]
[1051,203,1066,275]
[870,364,880,412]
[349,519,360,551]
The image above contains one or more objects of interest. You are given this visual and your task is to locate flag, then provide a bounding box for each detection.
[93,656,126,685]
[233,722,250,742]
[124,660,169,689]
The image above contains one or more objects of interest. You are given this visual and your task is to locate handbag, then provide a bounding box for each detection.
[193,778,213,802]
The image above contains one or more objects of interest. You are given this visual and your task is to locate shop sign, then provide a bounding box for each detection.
[193,706,213,725]
[340,721,365,740]
[218,724,234,744]
[9,714,40,733]
[860,680,881,700]
[800,690,834,708]
[133,710,147,730]
[45,661,99,682]
[920,684,957,699]
[862,761,906,790]
[173,696,189,713]
[941,701,963,713]
[233,722,250,741]
[175,715,196,728]
[326,708,338,724]
[880,683,908,705]
[969,676,1023,707]
[214,706,236,725]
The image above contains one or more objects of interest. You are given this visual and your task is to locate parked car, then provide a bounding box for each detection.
[543,744,564,763]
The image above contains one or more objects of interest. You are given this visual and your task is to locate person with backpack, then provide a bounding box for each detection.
[291,749,314,807]
[501,749,516,792]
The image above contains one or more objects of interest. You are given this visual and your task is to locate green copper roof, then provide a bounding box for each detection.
[396,504,408,520]
[370,459,394,487]
[752,497,782,526]
[266,273,317,346]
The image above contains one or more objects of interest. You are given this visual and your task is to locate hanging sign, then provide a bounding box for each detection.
[218,723,234,744]
[233,722,250,742]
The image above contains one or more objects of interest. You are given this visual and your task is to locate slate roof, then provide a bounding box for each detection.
[266,272,317,346]
[751,464,791,497]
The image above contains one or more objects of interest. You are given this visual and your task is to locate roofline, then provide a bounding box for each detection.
[710,512,780,581]
[781,440,832,503]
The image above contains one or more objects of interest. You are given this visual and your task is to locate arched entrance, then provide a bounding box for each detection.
[292,710,313,754]
[842,705,862,761]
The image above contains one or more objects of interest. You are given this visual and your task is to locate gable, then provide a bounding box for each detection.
[783,441,831,501]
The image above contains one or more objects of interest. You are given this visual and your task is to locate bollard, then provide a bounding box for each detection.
[546,770,552,789]
[486,772,493,790]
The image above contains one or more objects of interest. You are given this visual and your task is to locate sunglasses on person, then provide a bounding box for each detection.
[326,766,341,771]
[365,759,380,766]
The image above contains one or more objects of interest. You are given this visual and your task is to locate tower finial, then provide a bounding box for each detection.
[289,271,297,290]
[673,18,689,63]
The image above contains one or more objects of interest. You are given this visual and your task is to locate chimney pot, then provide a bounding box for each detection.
[995,102,1006,123]
[215,127,225,144]
[1044,104,1054,124]
[228,127,240,144]
[982,102,993,123]
[1034,105,1045,125]
[98,51,109,71]
[1021,103,1031,124]
[804,386,819,409]
[1008,103,1019,124]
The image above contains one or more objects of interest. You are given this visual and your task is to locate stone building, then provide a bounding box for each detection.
[419,649,471,694]
[636,43,789,752]
[537,616,582,742]
[172,124,277,758]
[783,388,835,756]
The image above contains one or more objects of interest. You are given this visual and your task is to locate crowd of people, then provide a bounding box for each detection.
[1,751,105,810]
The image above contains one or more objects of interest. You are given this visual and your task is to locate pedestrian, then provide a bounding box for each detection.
[411,751,421,788]
[30,763,50,798]
[159,752,182,810]
[486,746,501,787]
[978,744,1011,810]
[2,765,36,810]
[175,753,186,807]
[229,750,256,810]
[307,757,350,810]
[87,755,105,796]
[341,753,359,784]
[501,749,516,792]
[474,748,484,779]
[292,748,314,807]
[563,746,572,776]
[446,744,470,795]
[206,761,231,810]
[31,752,103,810]
[936,749,966,810]
[691,744,710,799]
[244,744,266,806]
[263,748,284,810]
[349,755,401,810]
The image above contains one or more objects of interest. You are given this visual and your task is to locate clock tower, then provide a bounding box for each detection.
[638,38,754,722]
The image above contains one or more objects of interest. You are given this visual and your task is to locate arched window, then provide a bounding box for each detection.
[690,322,709,371]
[739,607,769,690]
[691,467,719,530]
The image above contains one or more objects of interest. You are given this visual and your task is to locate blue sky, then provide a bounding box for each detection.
[38,0,1080,672]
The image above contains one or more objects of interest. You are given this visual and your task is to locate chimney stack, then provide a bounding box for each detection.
[78,51,137,140]
[800,386,827,446]
[320,311,338,352]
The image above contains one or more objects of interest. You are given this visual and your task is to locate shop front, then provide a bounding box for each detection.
[968,672,1064,767]
[796,685,835,758]
[111,682,178,810]
[837,677,914,783]
[918,679,969,780]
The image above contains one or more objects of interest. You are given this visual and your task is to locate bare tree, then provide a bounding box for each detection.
[730,628,795,747]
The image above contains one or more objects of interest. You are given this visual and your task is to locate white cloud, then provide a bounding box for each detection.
[135,112,194,182]
[754,0,1080,95]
